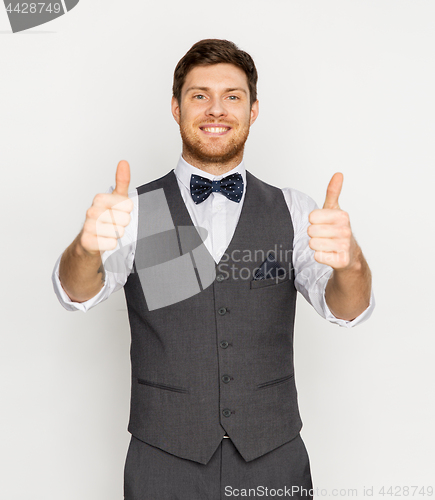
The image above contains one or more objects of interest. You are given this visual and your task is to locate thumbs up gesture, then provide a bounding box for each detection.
[80,160,134,256]
[307,173,358,270]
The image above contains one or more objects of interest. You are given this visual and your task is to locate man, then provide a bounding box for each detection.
[53,39,374,499]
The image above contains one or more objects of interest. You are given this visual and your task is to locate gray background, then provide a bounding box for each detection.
[1,1,434,498]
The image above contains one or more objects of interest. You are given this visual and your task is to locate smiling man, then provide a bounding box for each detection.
[53,39,374,499]
[174,63,258,171]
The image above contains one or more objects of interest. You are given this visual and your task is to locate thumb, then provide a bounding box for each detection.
[113,160,130,197]
[323,172,343,209]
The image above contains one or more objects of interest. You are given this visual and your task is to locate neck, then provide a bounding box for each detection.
[181,149,244,176]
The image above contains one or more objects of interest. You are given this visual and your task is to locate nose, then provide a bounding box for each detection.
[205,96,227,118]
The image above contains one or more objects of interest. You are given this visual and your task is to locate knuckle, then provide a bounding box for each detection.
[340,241,350,252]
[340,211,349,223]
[314,251,324,264]
[83,220,94,234]
[86,206,98,220]
[93,193,105,205]
[341,254,350,267]
[341,226,351,238]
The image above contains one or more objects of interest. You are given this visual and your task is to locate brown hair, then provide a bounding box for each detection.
[173,39,258,108]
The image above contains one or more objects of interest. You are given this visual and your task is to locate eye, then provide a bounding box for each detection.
[193,94,206,100]
[228,95,239,100]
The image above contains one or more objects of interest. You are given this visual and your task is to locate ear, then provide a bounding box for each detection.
[171,96,181,125]
[250,99,259,126]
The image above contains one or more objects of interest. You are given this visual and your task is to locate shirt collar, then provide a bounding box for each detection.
[174,155,247,191]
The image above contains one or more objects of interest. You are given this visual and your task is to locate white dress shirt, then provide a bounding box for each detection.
[52,156,375,327]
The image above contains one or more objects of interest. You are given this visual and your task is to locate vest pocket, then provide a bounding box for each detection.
[137,378,189,394]
[256,373,294,389]
[250,275,290,289]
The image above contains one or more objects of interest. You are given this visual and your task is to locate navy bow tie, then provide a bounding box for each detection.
[190,173,244,204]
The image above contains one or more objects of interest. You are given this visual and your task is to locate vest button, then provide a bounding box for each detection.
[216,274,225,282]
[222,409,232,418]
[222,375,232,383]
[218,307,227,315]
[220,341,229,349]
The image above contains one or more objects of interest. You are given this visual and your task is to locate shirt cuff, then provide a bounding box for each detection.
[314,269,375,328]
[51,255,110,313]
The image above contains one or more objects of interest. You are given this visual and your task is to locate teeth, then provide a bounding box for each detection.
[202,127,229,133]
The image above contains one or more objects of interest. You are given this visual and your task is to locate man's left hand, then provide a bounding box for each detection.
[307,173,360,270]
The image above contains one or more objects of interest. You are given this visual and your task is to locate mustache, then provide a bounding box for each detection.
[196,120,237,127]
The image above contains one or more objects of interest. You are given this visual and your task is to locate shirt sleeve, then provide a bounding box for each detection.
[51,187,138,313]
[281,187,375,328]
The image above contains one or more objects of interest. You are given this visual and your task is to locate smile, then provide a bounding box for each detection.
[200,126,231,135]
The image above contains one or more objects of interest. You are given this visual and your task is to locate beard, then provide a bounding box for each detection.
[179,115,251,165]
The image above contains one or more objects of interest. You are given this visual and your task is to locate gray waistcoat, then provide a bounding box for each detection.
[123,169,302,465]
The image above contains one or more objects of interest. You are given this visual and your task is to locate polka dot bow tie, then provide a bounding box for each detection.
[190,173,244,204]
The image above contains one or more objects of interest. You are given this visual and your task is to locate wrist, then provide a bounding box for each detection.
[333,246,369,281]
[74,231,101,259]
[337,238,364,274]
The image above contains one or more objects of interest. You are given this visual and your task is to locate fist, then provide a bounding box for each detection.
[80,160,133,255]
[307,173,357,270]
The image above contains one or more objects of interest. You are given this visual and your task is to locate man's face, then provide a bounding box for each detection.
[171,63,259,167]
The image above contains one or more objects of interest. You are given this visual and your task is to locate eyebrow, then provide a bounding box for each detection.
[184,86,248,95]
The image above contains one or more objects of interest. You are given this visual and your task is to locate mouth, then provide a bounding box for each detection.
[199,126,231,136]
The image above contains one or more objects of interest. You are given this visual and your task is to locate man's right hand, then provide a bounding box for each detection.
[58,160,134,303]
[79,160,134,256]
